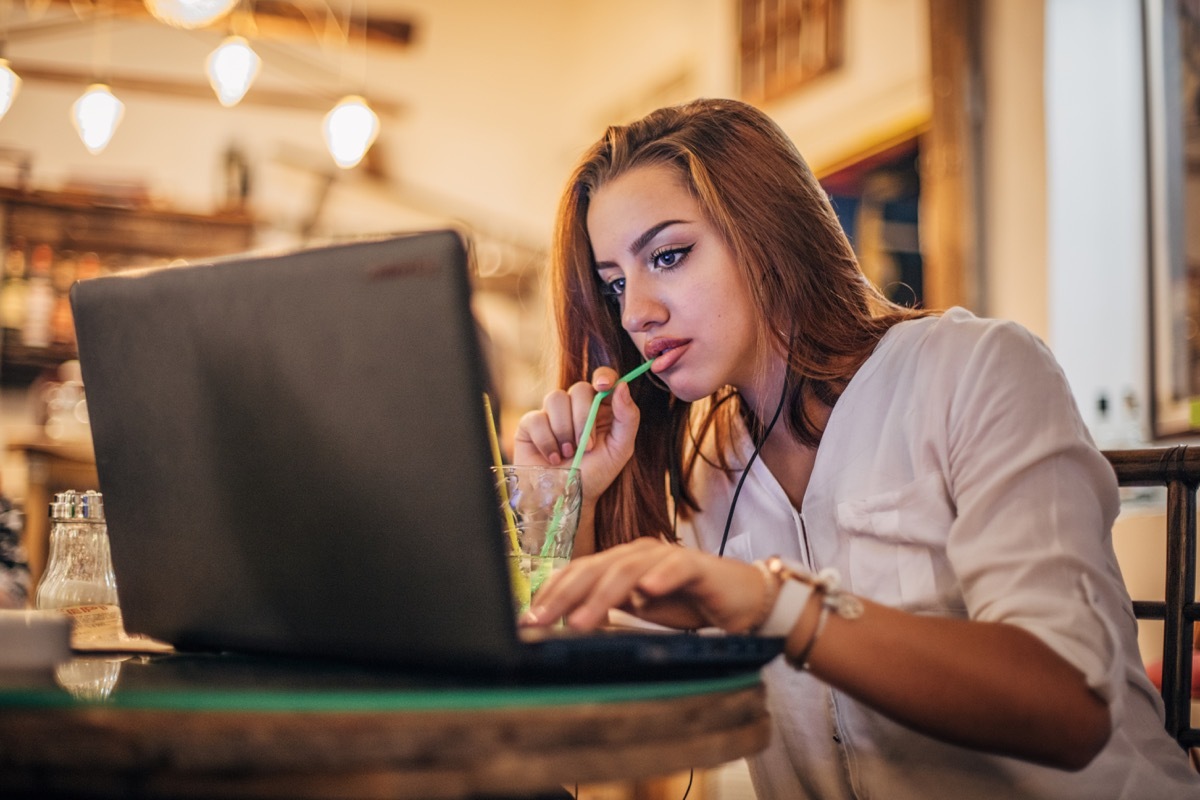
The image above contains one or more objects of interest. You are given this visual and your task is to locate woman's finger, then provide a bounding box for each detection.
[525,539,658,628]
[563,542,668,629]
[527,540,771,635]
[591,366,620,392]
[603,382,641,462]
[567,381,601,452]
[535,540,679,631]
[513,409,563,465]
[637,552,767,633]
[541,388,579,461]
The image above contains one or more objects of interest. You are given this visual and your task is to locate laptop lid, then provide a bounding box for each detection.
[71,230,783,679]
[73,230,530,671]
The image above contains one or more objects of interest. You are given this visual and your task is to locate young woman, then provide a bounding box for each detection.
[514,98,1200,798]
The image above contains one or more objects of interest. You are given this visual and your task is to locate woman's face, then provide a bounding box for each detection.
[586,162,766,403]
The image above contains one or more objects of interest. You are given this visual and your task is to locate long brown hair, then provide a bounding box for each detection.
[551,98,930,550]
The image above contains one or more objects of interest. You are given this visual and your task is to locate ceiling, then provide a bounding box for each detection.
[5,0,417,116]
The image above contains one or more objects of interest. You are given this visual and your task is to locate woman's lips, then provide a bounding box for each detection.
[649,340,689,373]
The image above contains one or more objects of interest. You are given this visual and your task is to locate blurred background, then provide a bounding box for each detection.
[1,0,1189,475]
[0,1,1195,795]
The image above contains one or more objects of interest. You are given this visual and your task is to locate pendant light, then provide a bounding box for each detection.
[0,58,19,120]
[206,35,260,107]
[144,0,238,30]
[72,84,124,154]
[322,95,379,169]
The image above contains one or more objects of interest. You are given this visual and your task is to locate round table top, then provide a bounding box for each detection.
[0,653,772,799]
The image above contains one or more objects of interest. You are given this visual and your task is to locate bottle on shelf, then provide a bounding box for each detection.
[21,243,55,349]
[0,238,27,332]
[50,250,78,347]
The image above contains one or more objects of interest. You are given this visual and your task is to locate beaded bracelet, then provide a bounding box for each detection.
[786,596,830,670]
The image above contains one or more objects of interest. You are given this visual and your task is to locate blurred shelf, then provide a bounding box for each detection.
[0,187,255,259]
[0,188,256,386]
[0,338,78,385]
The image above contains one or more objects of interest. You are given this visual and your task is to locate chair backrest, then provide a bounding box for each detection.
[1105,446,1199,749]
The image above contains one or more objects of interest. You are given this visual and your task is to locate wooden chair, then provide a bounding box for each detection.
[1105,446,1200,749]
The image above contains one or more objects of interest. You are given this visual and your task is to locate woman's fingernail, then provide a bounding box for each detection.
[562,442,574,459]
[548,452,561,465]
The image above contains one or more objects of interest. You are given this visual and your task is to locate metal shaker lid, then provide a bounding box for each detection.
[50,489,104,522]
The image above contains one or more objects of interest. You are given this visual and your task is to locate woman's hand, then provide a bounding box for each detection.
[520,538,769,634]
[512,367,641,505]
[529,539,1111,771]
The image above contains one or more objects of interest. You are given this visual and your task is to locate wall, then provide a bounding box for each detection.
[771,0,931,173]
[1044,0,1150,438]
[982,0,1048,338]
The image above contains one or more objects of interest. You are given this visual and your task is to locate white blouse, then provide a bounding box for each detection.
[677,308,1200,799]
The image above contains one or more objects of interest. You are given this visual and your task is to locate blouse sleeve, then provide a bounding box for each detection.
[941,318,1128,718]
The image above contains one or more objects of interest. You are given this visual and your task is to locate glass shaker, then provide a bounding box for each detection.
[35,490,124,645]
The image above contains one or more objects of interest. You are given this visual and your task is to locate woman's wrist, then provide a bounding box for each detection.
[573,504,598,557]
[753,556,864,670]
[752,561,813,636]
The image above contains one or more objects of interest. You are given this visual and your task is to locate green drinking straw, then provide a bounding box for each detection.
[530,360,654,595]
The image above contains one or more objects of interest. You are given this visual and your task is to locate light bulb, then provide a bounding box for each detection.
[72,84,125,154]
[207,35,261,107]
[0,59,20,120]
[144,0,238,29]
[322,95,380,169]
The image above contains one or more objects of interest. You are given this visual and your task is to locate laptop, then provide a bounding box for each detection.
[70,229,783,681]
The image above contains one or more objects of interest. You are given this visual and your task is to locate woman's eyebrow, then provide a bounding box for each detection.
[594,219,690,271]
[628,219,687,257]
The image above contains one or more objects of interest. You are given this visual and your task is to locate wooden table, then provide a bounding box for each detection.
[0,653,772,799]
[6,437,98,589]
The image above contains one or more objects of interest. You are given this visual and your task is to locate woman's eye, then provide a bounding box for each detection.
[600,277,625,299]
[651,245,692,270]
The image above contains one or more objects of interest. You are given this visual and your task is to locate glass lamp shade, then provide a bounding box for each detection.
[207,36,261,107]
[144,0,238,29]
[322,95,380,169]
[0,59,20,120]
[72,84,125,154]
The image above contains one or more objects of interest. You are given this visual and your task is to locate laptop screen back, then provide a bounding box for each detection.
[71,230,525,670]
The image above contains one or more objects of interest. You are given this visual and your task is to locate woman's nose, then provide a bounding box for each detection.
[620,277,667,333]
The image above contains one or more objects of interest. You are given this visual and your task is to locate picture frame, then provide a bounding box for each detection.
[1147,0,1200,437]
